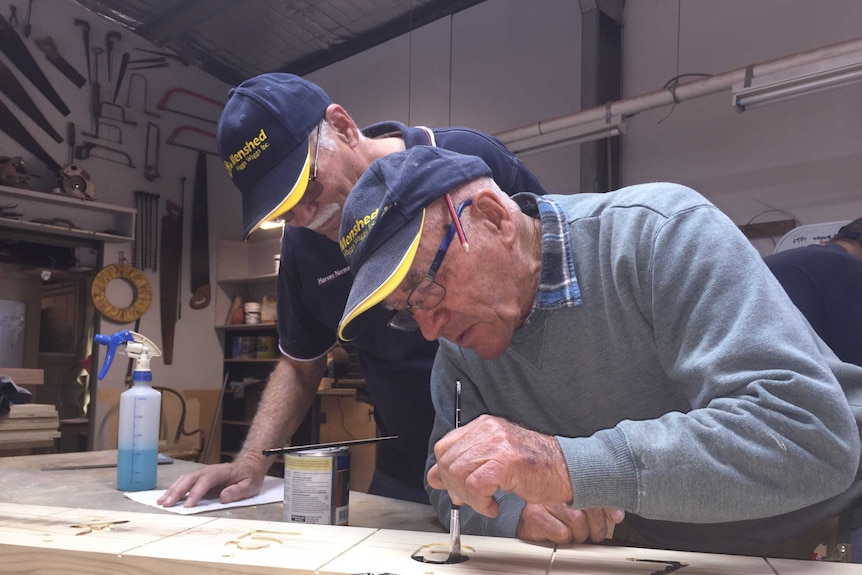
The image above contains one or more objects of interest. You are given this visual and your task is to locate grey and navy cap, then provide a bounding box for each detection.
[336,146,492,340]
[835,217,862,242]
[216,73,331,240]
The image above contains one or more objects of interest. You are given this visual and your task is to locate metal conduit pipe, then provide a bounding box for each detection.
[495,36,862,145]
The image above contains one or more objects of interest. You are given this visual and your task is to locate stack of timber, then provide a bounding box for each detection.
[0,404,60,451]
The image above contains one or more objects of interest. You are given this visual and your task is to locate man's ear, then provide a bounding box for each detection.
[472,189,517,247]
[325,104,361,147]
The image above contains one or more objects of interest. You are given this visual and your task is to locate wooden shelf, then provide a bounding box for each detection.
[0,368,44,385]
[216,322,277,331]
[0,185,135,243]
[217,273,277,286]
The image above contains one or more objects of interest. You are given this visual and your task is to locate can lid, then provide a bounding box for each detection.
[292,446,350,455]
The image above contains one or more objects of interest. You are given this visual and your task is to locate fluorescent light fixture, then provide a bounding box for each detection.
[505,115,626,157]
[733,51,862,112]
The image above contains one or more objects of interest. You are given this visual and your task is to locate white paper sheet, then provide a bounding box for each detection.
[123,475,283,515]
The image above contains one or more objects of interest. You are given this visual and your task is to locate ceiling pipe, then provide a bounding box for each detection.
[495,36,862,145]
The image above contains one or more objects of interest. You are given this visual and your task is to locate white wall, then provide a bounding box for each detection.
[307,0,584,195]
[0,0,239,447]
[623,0,862,254]
[311,0,862,255]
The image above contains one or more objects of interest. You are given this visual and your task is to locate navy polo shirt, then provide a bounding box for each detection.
[277,121,546,501]
[765,242,862,367]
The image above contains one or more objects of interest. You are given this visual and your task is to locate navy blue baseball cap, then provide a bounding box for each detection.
[835,217,862,241]
[216,73,331,240]
[337,146,492,340]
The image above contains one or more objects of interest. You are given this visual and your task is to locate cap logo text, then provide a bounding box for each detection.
[223,128,269,178]
[340,208,379,257]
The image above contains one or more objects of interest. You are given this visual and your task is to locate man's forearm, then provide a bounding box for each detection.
[235,356,325,468]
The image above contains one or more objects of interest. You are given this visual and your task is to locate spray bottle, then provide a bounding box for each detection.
[95,330,162,491]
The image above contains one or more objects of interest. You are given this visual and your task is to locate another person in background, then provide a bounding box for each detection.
[160,74,607,540]
[336,146,862,558]
[764,218,862,367]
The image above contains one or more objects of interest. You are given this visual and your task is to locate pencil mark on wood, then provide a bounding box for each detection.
[69,519,130,536]
[223,529,301,553]
[627,557,689,574]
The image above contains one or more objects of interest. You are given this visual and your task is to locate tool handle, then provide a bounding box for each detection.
[262,435,398,456]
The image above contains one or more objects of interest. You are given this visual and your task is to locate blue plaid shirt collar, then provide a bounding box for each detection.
[513,194,582,317]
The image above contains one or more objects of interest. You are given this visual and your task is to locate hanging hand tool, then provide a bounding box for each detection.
[0,13,69,116]
[8,5,18,28]
[165,125,218,155]
[75,142,135,168]
[66,122,75,164]
[159,194,183,365]
[91,46,103,129]
[22,0,33,38]
[73,18,90,83]
[123,72,160,117]
[81,120,122,144]
[0,60,63,142]
[0,97,60,172]
[61,163,95,200]
[157,87,224,123]
[189,151,211,310]
[144,122,160,181]
[105,31,120,83]
[134,47,188,66]
[112,51,129,103]
[33,36,87,88]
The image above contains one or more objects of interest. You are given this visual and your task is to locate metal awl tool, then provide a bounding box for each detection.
[448,379,463,562]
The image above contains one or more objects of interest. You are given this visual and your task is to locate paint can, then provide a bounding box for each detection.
[283,446,350,525]
[256,335,275,359]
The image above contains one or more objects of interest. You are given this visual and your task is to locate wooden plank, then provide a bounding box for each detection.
[0,368,44,385]
[6,404,57,418]
[0,429,61,444]
[0,418,60,431]
[0,503,848,574]
[0,439,55,451]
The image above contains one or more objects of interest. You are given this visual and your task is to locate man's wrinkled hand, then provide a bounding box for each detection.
[516,503,625,544]
[427,414,573,517]
[157,458,266,508]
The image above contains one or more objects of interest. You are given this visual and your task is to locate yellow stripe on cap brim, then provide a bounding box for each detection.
[248,146,313,237]
[337,211,425,341]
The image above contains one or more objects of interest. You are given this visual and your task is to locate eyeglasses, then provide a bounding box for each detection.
[309,121,322,183]
[388,197,472,332]
[276,122,323,225]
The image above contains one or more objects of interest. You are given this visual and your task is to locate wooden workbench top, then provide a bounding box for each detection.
[1,452,859,573]
[0,450,442,532]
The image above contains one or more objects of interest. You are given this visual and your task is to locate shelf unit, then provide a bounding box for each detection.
[214,237,314,475]
[0,185,135,243]
[212,237,374,487]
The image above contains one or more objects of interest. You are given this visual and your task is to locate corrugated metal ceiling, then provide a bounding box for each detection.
[73,0,489,85]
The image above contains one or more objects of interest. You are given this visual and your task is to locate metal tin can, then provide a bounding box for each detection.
[256,335,275,359]
[283,446,350,525]
[239,336,256,359]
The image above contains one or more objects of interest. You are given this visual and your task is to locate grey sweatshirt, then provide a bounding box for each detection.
[426,183,862,555]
